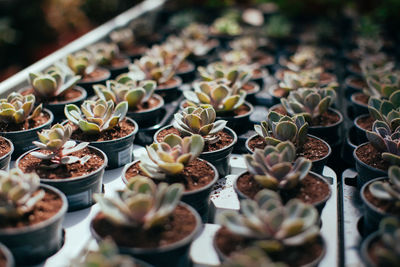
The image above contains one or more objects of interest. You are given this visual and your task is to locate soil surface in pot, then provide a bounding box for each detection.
[129,96,161,112]
[356,115,374,131]
[177,61,193,73]
[254,53,274,66]
[272,106,340,127]
[123,45,147,56]
[248,135,329,161]
[215,227,324,267]
[353,93,369,105]
[241,83,257,93]
[348,63,361,74]
[320,72,336,84]
[356,143,389,171]
[18,147,105,179]
[252,68,265,79]
[364,181,400,215]
[105,57,130,69]
[0,249,6,267]
[92,205,196,248]
[0,188,63,229]
[156,126,233,152]
[216,104,251,117]
[0,137,11,158]
[81,68,109,83]
[347,77,366,89]
[157,77,180,90]
[21,87,83,104]
[0,112,50,132]
[367,236,385,266]
[236,172,330,204]
[272,87,289,98]
[69,119,135,142]
[125,159,215,192]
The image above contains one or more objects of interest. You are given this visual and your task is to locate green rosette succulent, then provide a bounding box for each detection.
[372,217,400,267]
[370,165,400,206]
[67,50,96,76]
[109,28,134,51]
[368,90,400,131]
[211,17,242,36]
[265,15,292,39]
[130,56,175,84]
[222,247,287,267]
[181,23,209,41]
[0,92,42,124]
[364,68,399,99]
[87,42,119,66]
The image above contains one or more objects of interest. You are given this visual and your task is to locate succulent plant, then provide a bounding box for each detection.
[173,105,227,144]
[29,63,81,97]
[281,87,337,121]
[94,175,183,229]
[64,99,128,134]
[278,70,318,94]
[229,36,260,54]
[222,247,287,267]
[130,56,175,84]
[218,189,319,252]
[286,46,320,71]
[211,17,242,36]
[30,124,90,166]
[220,50,252,65]
[87,42,119,66]
[0,168,45,218]
[67,50,96,76]
[364,69,399,99]
[181,23,209,41]
[373,217,400,267]
[109,28,134,51]
[265,15,292,39]
[140,134,204,178]
[370,165,400,206]
[184,81,246,113]
[0,92,42,124]
[356,16,383,55]
[360,55,394,79]
[368,90,400,131]
[244,141,312,191]
[366,120,400,165]
[255,111,308,147]
[145,43,189,71]
[94,78,157,110]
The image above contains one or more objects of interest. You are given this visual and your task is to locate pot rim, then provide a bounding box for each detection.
[177,60,195,75]
[353,142,388,175]
[0,108,54,134]
[354,113,372,133]
[360,231,379,267]
[77,67,111,85]
[126,94,164,115]
[345,75,364,91]
[242,81,260,96]
[103,55,131,71]
[0,242,14,267]
[90,201,202,254]
[216,101,254,120]
[0,136,14,162]
[350,92,369,108]
[15,145,108,184]
[0,183,68,235]
[156,76,182,91]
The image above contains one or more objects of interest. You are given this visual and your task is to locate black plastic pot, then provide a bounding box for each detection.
[0,108,54,159]
[104,56,131,78]
[77,67,111,96]
[0,243,14,267]
[0,184,67,265]
[360,232,380,267]
[350,93,369,117]
[126,94,164,128]
[155,76,182,103]
[267,84,283,106]
[243,82,261,105]
[245,134,331,175]
[16,146,107,211]
[342,126,359,166]
[176,61,195,83]
[216,102,254,135]
[91,202,201,267]
[344,75,363,100]
[308,108,343,146]
[354,114,370,144]
[0,136,13,171]
[353,143,387,189]
[250,68,269,88]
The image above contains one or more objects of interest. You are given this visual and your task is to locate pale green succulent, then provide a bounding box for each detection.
[184,81,246,113]
[370,165,400,206]
[373,217,400,267]
[139,134,204,178]
[29,63,81,97]
[67,50,96,76]
[364,69,399,99]
[255,111,308,147]
[368,90,400,131]
[265,15,292,39]
[222,247,287,267]
[130,56,175,84]
[181,23,209,41]
[360,55,394,81]
[286,46,321,71]
[88,42,119,66]
[94,175,183,229]
[93,78,156,110]
[64,99,128,134]
[0,92,42,124]
[244,141,312,191]
[0,168,45,218]
[220,50,252,65]
[212,17,242,36]
[281,87,336,121]
[278,70,319,95]
[218,189,319,252]
[173,105,227,144]
[31,124,90,166]
[109,28,134,51]
[229,36,259,54]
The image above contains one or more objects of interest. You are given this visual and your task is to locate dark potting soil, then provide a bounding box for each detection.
[252,68,264,79]
[0,111,50,132]
[310,110,340,127]
[92,205,196,248]
[367,236,383,266]
[81,68,109,83]
[248,136,329,161]
[364,182,400,216]
[320,72,336,84]
[356,115,374,131]
[21,87,83,104]
[348,77,366,89]
[356,143,389,171]
[0,189,63,229]
[177,61,193,73]
[157,77,180,90]
[215,227,324,267]
[156,126,234,152]
[236,172,330,205]
[0,137,11,158]
[0,249,5,267]
[123,45,147,56]
[69,119,135,142]
[273,87,289,98]
[126,159,215,192]
[108,57,130,68]
[349,63,361,74]
[242,83,256,92]
[217,103,251,117]
[18,147,105,179]
[129,96,161,112]
[255,53,274,66]
[354,93,369,105]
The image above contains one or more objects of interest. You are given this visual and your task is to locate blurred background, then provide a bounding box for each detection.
[0,0,399,82]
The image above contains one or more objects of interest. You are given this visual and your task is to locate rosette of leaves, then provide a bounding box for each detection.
[184,81,246,113]
[211,17,242,36]
[67,50,96,76]
[229,36,259,54]
[220,50,252,65]
[356,16,383,55]
[364,69,399,99]
[173,105,227,144]
[140,134,204,178]
[360,54,394,80]
[0,168,45,218]
[278,70,319,95]
[181,23,209,41]
[244,141,312,191]
[64,99,128,135]
[29,63,81,97]
[368,90,400,131]
[222,247,287,267]
[366,120,400,165]
[372,217,400,267]
[218,189,319,252]
[0,92,42,124]
[87,42,119,66]
[255,111,308,147]
[285,46,321,71]
[30,124,90,167]
[145,43,189,71]
[264,15,292,39]
[130,56,175,85]
[94,78,157,110]
[281,87,337,121]
[370,165,400,206]
[94,175,183,229]
[109,28,134,51]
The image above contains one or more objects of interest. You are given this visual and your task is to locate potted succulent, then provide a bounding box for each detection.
[22,62,87,121]
[0,169,67,265]
[66,50,111,96]
[16,124,107,211]
[214,189,326,266]
[221,246,286,266]
[246,111,331,174]
[345,75,367,100]
[64,99,138,169]
[109,28,148,60]
[93,77,164,128]
[91,176,201,267]
[0,243,14,267]
[209,15,242,47]
[263,15,293,48]
[154,105,236,177]
[0,136,13,171]
[361,165,400,234]
[123,133,218,219]
[361,217,400,267]
[183,81,253,134]
[0,92,53,158]
[235,141,331,211]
